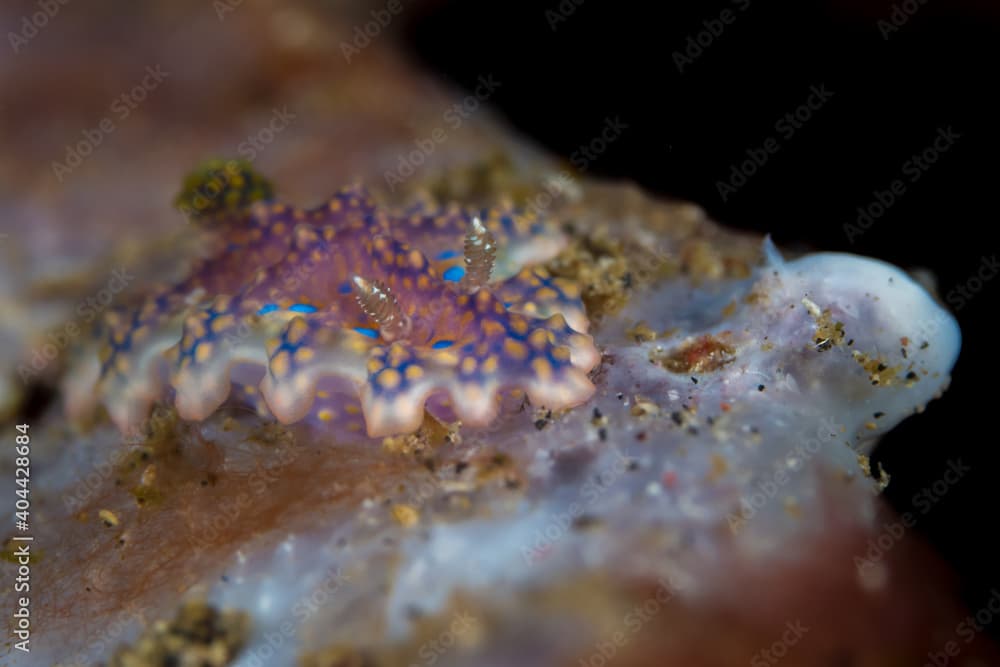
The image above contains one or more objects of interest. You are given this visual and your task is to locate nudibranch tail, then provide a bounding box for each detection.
[65,161,599,438]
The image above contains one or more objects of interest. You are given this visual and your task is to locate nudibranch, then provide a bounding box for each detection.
[65,160,599,437]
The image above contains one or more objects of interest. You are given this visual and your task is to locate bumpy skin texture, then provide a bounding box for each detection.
[66,167,599,437]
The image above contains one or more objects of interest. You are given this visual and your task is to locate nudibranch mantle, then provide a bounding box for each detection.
[66,163,599,437]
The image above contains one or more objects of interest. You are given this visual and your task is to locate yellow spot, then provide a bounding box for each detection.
[552,346,571,362]
[98,509,120,527]
[287,318,309,345]
[323,227,336,241]
[405,365,424,381]
[557,280,580,298]
[311,249,325,263]
[433,351,459,366]
[461,357,477,374]
[271,203,286,214]
[482,355,499,374]
[481,319,506,337]
[329,199,342,212]
[509,316,529,335]
[531,357,553,382]
[195,342,213,364]
[494,302,506,315]
[318,409,334,422]
[294,347,315,363]
[317,390,330,398]
[244,385,257,395]
[403,276,414,290]
[417,275,430,290]
[503,338,528,360]
[529,329,551,350]
[378,368,401,389]
[535,287,559,302]
[345,404,361,414]
[391,503,419,528]
[381,251,395,266]
[266,339,280,356]
[367,358,384,374]
[271,350,291,377]
[185,318,207,340]
[457,295,470,306]
[271,222,286,235]
[373,237,389,252]
[476,290,492,309]
[388,345,410,367]
[409,250,425,269]
[115,354,131,374]
[99,346,113,364]
[211,314,235,333]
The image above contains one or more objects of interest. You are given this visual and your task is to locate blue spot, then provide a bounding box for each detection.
[443,266,465,282]
[503,301,513,308]
[289,303,317,313]
[354,327,379,339]
[436,249,460,260]
[431,340,454,349]
[338,281,353,294]
[257,303,279,315]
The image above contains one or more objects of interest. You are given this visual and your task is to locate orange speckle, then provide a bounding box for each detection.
[378,368,402,389]
[504,338,529,360]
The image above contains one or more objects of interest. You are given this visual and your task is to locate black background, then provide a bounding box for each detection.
[403,0,997,628]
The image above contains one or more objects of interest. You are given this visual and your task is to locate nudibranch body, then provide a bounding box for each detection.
[66,161,599,437]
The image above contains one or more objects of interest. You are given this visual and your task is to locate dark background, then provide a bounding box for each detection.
[403,0,997,629]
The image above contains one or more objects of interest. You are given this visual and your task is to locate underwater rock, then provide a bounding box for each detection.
[0,2,985,666]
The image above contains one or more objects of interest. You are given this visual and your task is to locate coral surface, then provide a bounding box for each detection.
[0,2,985,666]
